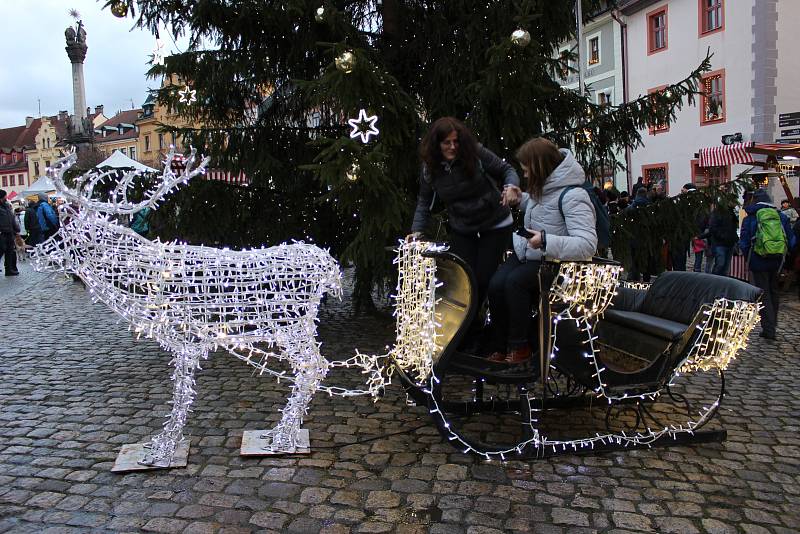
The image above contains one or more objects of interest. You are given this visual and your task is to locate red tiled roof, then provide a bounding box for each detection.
[0,125,26,149]
[95,109,142,144]
[0,159,28,172]
[99,109,142,128]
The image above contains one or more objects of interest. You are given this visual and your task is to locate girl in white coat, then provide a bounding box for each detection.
[487,138,597,364]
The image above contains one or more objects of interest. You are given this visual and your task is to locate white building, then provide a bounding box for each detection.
[558,3,627,190]
[619,0,800,199]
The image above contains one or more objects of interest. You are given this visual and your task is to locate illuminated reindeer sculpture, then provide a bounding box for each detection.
[32,149,383,469]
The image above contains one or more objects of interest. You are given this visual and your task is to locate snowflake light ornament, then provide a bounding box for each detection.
[178,86,196,105]
[347,109,379,143]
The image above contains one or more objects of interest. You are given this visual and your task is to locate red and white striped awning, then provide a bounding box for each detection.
[205,168,249,185]
[698,141,754,167]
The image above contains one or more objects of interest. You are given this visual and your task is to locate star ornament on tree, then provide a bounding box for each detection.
[152,38,165,66]
[178,86,197,105]
[347,109,379,144]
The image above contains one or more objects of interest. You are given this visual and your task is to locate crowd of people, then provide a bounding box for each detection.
[408,117,799,357]
[0,191,63,276]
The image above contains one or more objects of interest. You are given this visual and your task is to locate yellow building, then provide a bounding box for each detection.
[136,77,195,169]
[24,108,107,180]
[94,108,142,161]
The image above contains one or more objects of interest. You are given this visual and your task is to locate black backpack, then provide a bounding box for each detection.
[558,181,611,250]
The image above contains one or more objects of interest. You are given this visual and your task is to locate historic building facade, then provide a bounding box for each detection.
[620,0,800,196]
[558,3,627,190]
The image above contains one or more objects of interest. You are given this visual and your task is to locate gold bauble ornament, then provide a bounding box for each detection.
[335,51,356,74]
[314,6,326,23]
[110,1,128,18]
[346,162,359,182]
[510,28,531,48]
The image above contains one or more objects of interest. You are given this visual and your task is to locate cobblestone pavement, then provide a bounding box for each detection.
[1,260,799,533]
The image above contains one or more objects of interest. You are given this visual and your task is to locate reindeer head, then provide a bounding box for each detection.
[30,147,210,274]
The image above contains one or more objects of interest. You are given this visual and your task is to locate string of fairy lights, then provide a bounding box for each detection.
[388,242,761,460]
[32,148,384,466]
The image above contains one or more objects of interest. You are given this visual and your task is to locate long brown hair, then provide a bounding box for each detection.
[515,137,564,200]
[419,117,479,179]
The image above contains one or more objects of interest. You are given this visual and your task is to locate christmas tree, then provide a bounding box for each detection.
[108,0,711,310]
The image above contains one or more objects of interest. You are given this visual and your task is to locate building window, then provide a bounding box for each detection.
[1,176,6,187]
[642,163,669,192]
[700,0,724,35]
[145,135,151,151]
[45,160,51,169]
[129,146,137,160]
[701,70,725,124]
[18,174,24,185]
[171,132,177,146]
[558,47,573,78]
[121,147,127,156]
[648,7,668,54]
[692,159,729,185]
[647,86,670,134]
[34,162,40,176]
[8,175,14,186]
[596,89,613,107]
[587,35,600,66]
[158,133,164,149]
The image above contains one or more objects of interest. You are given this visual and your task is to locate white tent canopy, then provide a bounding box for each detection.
[97,150,158,173]
[19,176,58,198]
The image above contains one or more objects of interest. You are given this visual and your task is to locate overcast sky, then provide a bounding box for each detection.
[0,0,188,129]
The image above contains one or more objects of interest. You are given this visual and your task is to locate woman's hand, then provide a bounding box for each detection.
[526,230,543,249]
[405,232,423,243]
[501,185,522,207]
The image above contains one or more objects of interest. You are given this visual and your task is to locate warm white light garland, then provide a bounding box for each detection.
[31,148,383,467]
[390,242,761,459]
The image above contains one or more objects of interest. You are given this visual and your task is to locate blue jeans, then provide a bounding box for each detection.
[712,246,732,276]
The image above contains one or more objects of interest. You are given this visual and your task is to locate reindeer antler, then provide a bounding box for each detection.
[49,146,211,215]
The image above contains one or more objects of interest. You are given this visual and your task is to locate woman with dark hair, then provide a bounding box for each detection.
[409,117,520,346]
[486,138,597,364]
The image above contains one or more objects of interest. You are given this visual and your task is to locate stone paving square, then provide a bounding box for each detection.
[1,261,799,533]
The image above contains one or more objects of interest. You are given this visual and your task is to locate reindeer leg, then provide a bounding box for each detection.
[262,319,328,453]
[141,345,207,467]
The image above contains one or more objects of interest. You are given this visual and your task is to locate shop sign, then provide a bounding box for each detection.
[778,112,800,127]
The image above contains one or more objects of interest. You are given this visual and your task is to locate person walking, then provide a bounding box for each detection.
[408,117,520,350]
[739,189,796,340]
[625,187,654,282]
[24,197,42,245]
[0,189,21,276]
[702,202,739,276]
[36,193,60,241]
[780,199,798,225]
[486,138,597,364]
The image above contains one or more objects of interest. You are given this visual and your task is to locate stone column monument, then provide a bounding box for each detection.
[64,20,93,161]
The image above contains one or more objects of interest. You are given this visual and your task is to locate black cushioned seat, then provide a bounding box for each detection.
[602,310,688,341]
[596,271,762,370]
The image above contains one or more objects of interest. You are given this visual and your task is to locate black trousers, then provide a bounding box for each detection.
[448,225,513,329]
[0,233,18,274]
[751,270,780,336]
[487,255,541,351]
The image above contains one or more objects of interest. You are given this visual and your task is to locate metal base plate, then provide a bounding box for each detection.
[240,429,311,456]
[111,441,189,472]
